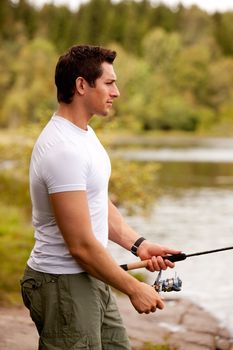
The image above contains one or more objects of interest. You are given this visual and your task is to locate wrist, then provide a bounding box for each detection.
[130,237,146,256]
[125,275,142,297]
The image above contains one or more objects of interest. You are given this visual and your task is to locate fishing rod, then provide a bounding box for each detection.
[120,246,233,293]
[120,246,233,271]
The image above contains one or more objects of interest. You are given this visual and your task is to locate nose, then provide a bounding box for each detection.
[111,83,120,98]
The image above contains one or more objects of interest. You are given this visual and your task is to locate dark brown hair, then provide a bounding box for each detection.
[55,45,117,104]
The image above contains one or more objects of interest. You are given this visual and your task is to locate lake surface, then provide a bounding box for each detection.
[108,137,233,334]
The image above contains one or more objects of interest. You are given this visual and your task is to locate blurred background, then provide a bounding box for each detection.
[0,0,233,337]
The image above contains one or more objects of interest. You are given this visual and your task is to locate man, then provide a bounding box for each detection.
[21,45,180,350]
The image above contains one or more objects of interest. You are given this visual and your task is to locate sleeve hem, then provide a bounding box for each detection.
[48,184,86,194]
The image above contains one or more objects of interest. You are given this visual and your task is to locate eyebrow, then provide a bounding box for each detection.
[105,78,117,82]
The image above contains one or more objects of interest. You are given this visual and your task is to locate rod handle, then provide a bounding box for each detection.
[120,260,149,271]
[120,253,187,271]
[162,253,187,262]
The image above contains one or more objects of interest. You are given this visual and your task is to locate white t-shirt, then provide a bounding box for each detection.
[27,115,111,274]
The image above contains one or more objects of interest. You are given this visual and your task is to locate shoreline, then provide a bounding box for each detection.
[116,295,233,349]
[0,296,232,350]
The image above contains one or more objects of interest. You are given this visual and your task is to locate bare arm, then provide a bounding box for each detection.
[108,199,140,250]
[108,199,181,271]
[49,191,164,313]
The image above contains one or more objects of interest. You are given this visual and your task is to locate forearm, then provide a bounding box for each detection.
[50,192,140,296]
[70,235,139,296]
[108,199,140,250]
[108,200,181,272]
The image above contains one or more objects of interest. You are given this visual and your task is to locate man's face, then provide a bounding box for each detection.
[84,62,120,117]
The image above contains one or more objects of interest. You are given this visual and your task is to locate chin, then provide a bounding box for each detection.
[97,110,109,117]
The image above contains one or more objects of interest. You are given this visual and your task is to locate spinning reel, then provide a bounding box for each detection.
[153,270,182,293]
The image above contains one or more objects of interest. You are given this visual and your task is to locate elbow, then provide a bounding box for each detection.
[68,242,93,266]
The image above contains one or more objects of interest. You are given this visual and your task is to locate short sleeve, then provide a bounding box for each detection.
[42,142,90,194]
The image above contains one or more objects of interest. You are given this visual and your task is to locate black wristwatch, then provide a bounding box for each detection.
[130,237,146,256]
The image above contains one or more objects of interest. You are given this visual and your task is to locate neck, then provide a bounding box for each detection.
[56,103,91,131]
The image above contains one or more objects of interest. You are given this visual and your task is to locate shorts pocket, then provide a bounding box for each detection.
[20,276,43,334]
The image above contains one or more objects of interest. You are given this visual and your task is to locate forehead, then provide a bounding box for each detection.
[99,62,117,80]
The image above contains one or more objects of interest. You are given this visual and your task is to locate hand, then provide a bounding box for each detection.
[137,241,181,272]
[129,282,164,314]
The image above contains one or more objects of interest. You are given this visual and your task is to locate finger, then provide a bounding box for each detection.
[147,257,160,272]
[163,247,182,255]
[164,259,175,268]
[157,256,167,270]
[151,307,156,313]
[157,299,165,310]
[146,259,155,272]
[152,256,162,271]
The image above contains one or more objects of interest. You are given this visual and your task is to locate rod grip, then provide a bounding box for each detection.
[120,260,149,271]
[120,253,187,271]
[162,253,187,262]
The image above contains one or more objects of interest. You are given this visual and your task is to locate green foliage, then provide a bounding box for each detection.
[205,58,233,110]
[213,12,233,56]
[147,95,200,131]
[143,28,182,74]
[0,37,57,127]
[0,0,233,133]
[177,5,213,45]
[171,43,212,108]
[0,131,35,304]
[109,158,161,215]
[0,203,33,305]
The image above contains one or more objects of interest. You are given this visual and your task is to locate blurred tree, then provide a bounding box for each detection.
[205,59,233,111]
[109,158,161,214]
[141,28,200,131]
[36,4,76,52]
[149,3,177,32]
[140,83,201,132]
[217,102,233,133]
[152,95,200,131]
[13,0,38,39]
[0,44,15,102]
[0,0,15,40]
[142,28,182,74]
[1,38,57,127]
[0,0,233,132]
[177,5,214,45]
[72,0,113,45]
[172,43,211,103]
[213,12,233,56]
[0,0,32,42]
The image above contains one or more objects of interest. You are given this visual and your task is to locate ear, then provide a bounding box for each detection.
[75,77,86,96]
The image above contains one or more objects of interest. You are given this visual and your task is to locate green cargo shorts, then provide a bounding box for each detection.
[20,265,131,350]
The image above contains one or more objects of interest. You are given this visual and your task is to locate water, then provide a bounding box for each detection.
[108,137,233,334]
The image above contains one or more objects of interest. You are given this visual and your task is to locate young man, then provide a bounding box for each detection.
[21,45,180,349]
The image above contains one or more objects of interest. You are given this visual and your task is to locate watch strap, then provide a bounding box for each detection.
[130,237,146,256]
